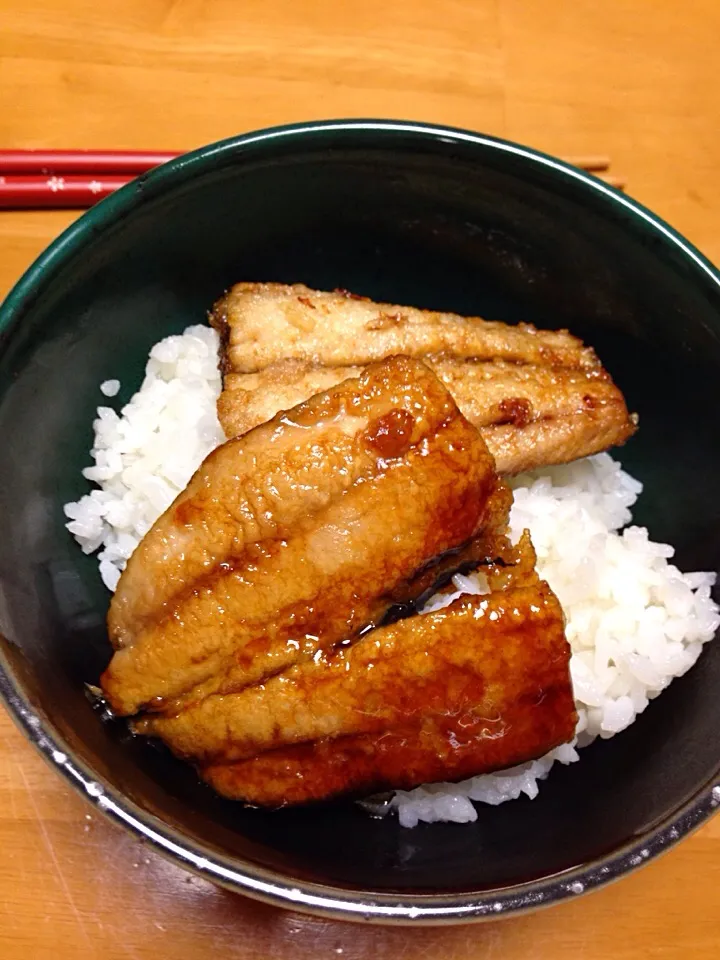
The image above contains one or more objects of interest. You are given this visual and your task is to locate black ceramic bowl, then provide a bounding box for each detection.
[1,120,720,924]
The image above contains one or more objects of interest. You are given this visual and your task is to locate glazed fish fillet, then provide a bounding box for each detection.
[187,538,576,806]
[102,356,500,717]
[211,284,637,474]
[138,531,545,761]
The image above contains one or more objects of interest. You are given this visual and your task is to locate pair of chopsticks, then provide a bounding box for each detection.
[0,150,177,209]
[0,150,626,210]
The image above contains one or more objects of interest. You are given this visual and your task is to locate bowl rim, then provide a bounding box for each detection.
[1,117,720,924]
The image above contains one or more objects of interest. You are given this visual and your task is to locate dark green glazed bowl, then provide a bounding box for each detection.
[1,120,720,924]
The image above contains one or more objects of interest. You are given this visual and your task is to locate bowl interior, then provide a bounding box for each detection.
[1,125,720,896]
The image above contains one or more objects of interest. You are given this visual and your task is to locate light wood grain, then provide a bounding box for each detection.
[1,2,719,957]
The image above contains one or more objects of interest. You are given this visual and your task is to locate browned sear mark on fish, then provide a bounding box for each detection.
[365,312,405,331]
[498,397,533,428]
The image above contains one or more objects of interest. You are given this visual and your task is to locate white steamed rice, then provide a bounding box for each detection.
[64,326,225,592]
[64,326,720,827]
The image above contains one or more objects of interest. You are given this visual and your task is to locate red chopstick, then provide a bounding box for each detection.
[0,150,624,210]
[0,150,181,209]
[0,150,178,175]
[0,175,134,208]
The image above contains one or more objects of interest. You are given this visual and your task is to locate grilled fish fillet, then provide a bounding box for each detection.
[190,538,576,806]
[211,282,598,372]
[218,358,635,475]
[102,356,501,717]
[210,284,636,474]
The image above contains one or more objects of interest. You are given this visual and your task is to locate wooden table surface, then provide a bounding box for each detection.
[2,1,720,956]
